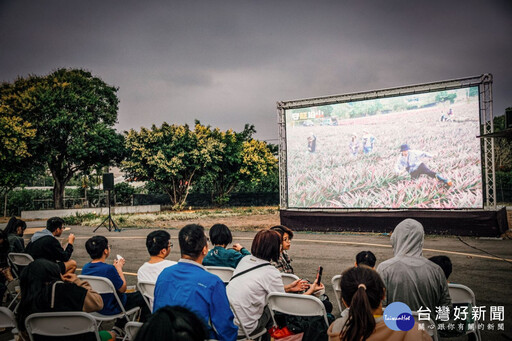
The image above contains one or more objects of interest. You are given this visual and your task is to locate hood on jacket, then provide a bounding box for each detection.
[390,219,424,257]
[30,228,54,243]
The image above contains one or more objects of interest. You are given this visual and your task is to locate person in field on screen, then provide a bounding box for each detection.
[395,144,452,187]
[307,133,316,152]
[349,133,360,157]
[362,131,375,154]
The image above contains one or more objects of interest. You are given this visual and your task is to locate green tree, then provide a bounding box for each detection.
[0,113,40,197]
[0,69,125,208]
[493,109,512,171]
[122,122,223,210]
[197,125,278,205]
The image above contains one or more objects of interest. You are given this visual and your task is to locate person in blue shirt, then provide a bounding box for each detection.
[82,236,150,337]
[202,223,250,268]
[154,224,238,341]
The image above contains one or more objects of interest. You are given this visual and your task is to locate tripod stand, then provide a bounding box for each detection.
[94,190,121,232]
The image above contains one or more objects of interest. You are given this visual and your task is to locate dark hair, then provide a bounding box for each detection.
[3,217,27,235]
[17,259,62,331]
[146,230,171,256]
[251,230,281,262]
[134,306,208,341]
[340,267,385,341]
[46,217,64,232]
[270,225,294,240]
[209,224,232,246]
[85,236,109,259]
[179,224,207,259]
[356,251,376,268]
[429,255,452,280]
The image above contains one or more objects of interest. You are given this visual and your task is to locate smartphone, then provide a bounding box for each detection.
[116,254,123,260]
[317,266,323,285]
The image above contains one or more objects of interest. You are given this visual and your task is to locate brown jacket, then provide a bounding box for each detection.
[327,316,432,341]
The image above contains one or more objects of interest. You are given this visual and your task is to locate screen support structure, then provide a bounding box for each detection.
[277,103,288,209]
[480,74,496,209]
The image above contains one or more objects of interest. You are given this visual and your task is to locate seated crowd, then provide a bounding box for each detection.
[0,216,456,340]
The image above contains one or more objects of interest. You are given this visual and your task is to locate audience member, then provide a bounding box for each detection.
[376,219,451,314]
[81,236,150,336]
[428,255,452,281]
[16,259,105,341]
[327,266,432,341]
[355,250,376,268]
[270,225,294,273]
[227,229,323,338]
[202,223,250,268]
[25,217,76,274]
[134,306,208,341]
[3,216,27,252]
[137,230,177,282]
[153,224,238,341]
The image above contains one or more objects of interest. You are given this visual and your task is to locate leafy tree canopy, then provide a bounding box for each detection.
[0,68,124,208]
[122,121,223,209]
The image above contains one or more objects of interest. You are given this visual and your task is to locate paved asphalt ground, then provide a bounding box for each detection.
[3,222,512,340]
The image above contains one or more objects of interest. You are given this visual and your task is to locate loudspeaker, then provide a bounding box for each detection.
[103,173,115,191]
[506,108,512,129]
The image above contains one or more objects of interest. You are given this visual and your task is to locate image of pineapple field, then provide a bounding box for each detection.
[285,87,482,209]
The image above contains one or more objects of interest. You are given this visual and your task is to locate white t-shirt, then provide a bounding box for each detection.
[137,260,177,282]
[137,260,177,311]
[227,256,284,334]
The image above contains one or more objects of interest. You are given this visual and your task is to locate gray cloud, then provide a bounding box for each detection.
[1,0,511,141]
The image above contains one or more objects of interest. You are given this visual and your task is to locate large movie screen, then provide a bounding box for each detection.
[285,86,482,209]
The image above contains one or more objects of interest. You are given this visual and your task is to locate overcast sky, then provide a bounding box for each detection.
[1,0,510,141]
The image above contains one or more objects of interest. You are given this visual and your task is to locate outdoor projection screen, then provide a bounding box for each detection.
[279,78,484,209]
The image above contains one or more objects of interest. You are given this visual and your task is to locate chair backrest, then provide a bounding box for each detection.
[412,311,439,341]
[0,307,16,329]
[124,321,143,341]
[8,253,34,278]
[205,266,234,283]
[229,303,251,338]
[448,283,481,340]
[448,283,476,305]
[78,275,127,314]
[25,311,100,341]
[137,281,156,311]
[331,274,345,313]
[267,292,329,327]
[281,273,299,286]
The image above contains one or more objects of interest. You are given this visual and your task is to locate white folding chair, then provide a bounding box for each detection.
[205,266,234,283]
[0,307,18,340]
[331,275,346,314]
[137,281,155,311]
[449,283,481,341]
[229,303,267,341]
[7,253,34,278]
[123,321,143,341]
[78,275,140,328]
[267,292,329,328]
[7,253,34,310]
[412,311,439,341]
[25,311,100,341]
[281,273,299,287]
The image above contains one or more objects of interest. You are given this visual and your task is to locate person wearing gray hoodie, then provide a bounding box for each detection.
[25,217,76,274]
[376,218,451,316]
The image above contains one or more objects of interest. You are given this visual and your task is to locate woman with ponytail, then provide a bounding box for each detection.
[327,267,431,341]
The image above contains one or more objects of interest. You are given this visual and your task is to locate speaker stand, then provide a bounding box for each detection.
[94,190,121,232]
